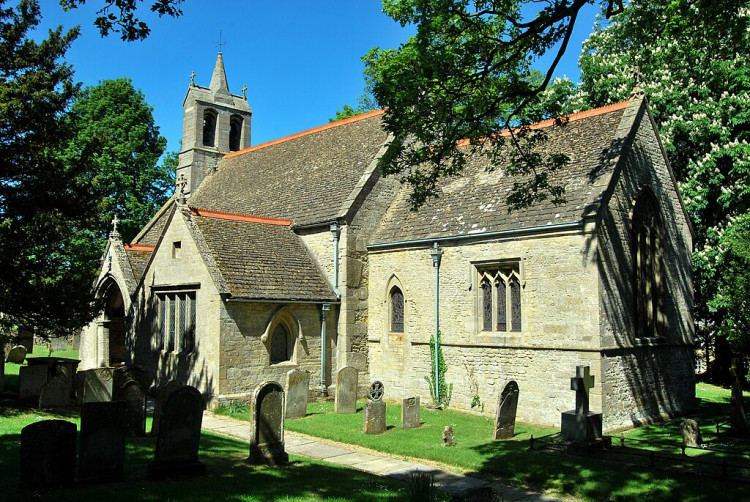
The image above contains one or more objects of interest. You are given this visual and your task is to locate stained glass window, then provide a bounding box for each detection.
[167,294,176,351]
[510,277,522,332]
[482,279,493,331]
[156,291,197,353]
[496,278,507,332]
[390,287,404,333]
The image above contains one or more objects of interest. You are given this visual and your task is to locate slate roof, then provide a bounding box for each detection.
[125,250,152,283]
[371,102,629,244]
[192,214,337,302]
[131,198,175,246]
[188,110,389,227]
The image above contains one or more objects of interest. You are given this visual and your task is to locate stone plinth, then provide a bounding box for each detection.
[560,410,602,442]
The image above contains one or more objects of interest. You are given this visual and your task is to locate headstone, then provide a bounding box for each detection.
[78,401,127,483]
[729,358,749,432]
[81,368,114,403]
[120,381,147,436]
[19,420,76,489]
[17,326,34,353]
[150,380,184,437]
[248,381,289,465]
[493,381,519,440]
[113,365,149,394]
[363,381,386,434]
[401,396,420,429]
[285,368,310,419]
[18,364,48,400]
[148,385,206,478]
[50,337,68,352]
[560,365,603,442]
[680,418,702,447]
[38,374,71,408]
[335,366,358,414]
[7,345,27,364]
[72,333,81,350]
[442,425,456,447]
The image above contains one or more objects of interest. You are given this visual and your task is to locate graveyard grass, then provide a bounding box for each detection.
[0,406,418,502]
[217,383,749,502]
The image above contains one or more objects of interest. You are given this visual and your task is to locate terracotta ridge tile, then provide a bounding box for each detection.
[224,109,385,159]
[124,243,155,252]
[191,207,292,226]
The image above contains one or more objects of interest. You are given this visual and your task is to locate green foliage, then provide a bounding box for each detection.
[65,77,174,245]
[59,0,184,41]
[0,0,102,339]
[364,0,623,209]
[565,0,750,358]
[425,330,452,407]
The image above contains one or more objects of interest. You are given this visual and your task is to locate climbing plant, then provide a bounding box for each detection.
[425,330,453,408]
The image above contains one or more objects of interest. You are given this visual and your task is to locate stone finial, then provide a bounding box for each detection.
[110,214,121,241]
[189,71,195,87]
[175,174,188,205]
[242,85,247,100]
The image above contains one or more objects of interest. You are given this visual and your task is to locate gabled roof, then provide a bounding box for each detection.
[371,101,633,245]
[191,213,337,302]
[131,197,176,247]
[188,110,389,227]
[124,249,153,283]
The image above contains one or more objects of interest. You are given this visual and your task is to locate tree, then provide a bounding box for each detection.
[363,0,624,209]
[59,0,184,41]
[0,0,102,338]
[65,78,174,245]
[566,0,750,370]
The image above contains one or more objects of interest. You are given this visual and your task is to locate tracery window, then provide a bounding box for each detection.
[229,115,243,151]
[390,286,404,333]
[633,191,664,338]
[203,109,217,147]
[478,263,522,333]
[157,291,197,352]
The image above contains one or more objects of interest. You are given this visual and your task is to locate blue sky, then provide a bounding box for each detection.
[36,1,599,155]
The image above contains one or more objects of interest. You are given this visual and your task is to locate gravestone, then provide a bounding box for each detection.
[50,337,68,351]
[148,385,206,478]
[80,368,114,403]
[78,401,127,483]
[150,380,184,437]
[113,365,149,394]
[680,418,702,447]
[17,326,34,352]
[363,381,386,434]
[402,396,420,429]
[248,381,289,465]
[285,368,310,419]
[19,420,76,489]
[119,381,147,436]
[18,364,48,401]
[335,366,358,414]
[442,425,456,447]
[38,374,71,408]
[729,358,749,432]
[560,366,603,442]
[493,381,520,440]
[7,345,27,364]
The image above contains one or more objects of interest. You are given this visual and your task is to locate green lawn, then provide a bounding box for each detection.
[217,384,750,501]
[0,405,416,502]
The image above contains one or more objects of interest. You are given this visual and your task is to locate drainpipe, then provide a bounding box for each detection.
[429,242,443,401]
[320,303,330,397]
[330,223,341,299]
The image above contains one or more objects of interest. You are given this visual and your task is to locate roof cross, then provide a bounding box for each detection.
[215,30,227,53]
[570,365,595,415]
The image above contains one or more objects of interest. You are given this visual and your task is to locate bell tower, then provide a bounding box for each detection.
[176,52,252,196]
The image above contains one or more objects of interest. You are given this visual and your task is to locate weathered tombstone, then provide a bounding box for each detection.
[38,374,71,408]
[442,425,456,447]
[113,365,149,394]
[560,365,603,442]
[78,401,127,483]
[493,381,520,440]
[285,368,310,419]
[730,358,749,432]
[150,380,184,437]
[18,365,48,401]
[402,396,420,429]
[17,326,34,353]
[81,368,114,403]
[335,366,358,414]
[680,418,702,447]
[7,345,28,364]
[50,337,68,352]
[120,381,147,436]
[19,420,76,489]
[248,381,289,465]
[363,381,386,434]
[148,385,206,478]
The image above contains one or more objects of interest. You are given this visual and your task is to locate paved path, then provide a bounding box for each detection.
[202,412,565,501]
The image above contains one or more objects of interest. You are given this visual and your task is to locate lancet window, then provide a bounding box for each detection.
[478,263,522,333]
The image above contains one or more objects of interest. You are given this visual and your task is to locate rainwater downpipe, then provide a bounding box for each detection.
[320,303,330,397]
[330,223,341,299]
[429,242,443,402]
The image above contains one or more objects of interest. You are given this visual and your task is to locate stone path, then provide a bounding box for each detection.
[201,412,566,501]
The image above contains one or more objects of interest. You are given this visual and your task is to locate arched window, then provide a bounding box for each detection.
[478,264,522,333]
[390,287,404,333]
[229,115,243,151]
[633,191,663,338]
[270,324,290,364]
[203,109,217,147]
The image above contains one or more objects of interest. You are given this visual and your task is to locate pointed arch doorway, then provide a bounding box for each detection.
[97,278,127,367]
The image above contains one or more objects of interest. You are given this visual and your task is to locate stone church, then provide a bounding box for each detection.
[80,53,695,430]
